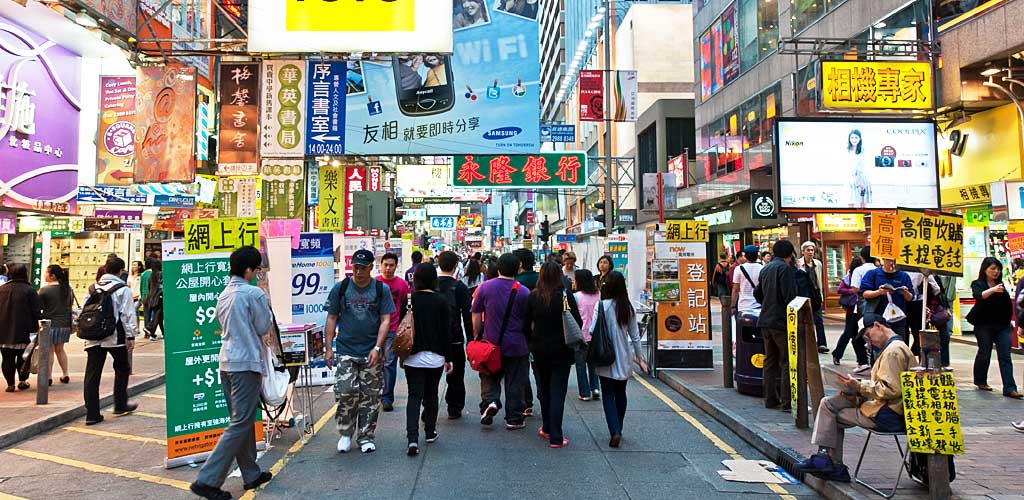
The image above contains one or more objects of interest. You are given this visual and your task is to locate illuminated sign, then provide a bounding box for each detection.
[820,61,933,110]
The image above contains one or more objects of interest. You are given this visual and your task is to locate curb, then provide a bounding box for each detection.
[0,374,165,450]
[657,371,867,500]
[949,335,1024,355]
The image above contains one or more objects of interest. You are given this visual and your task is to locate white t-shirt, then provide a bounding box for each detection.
[403,351,445,369]
[732,262,764,313]
[851,262,877,289]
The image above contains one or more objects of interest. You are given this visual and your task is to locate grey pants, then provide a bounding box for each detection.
[196,371,262,488]
[810,394,877,464]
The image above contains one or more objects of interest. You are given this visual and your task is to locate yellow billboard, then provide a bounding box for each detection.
[821,61,933,110]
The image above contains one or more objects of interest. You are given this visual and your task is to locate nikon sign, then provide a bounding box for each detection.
[248,0,453,53]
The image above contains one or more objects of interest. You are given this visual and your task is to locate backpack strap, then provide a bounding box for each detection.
[336,277,351,313]
[738,265,756,289]
[495,281,521,346]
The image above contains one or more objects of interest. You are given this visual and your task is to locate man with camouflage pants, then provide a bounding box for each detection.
[324,249,395,454]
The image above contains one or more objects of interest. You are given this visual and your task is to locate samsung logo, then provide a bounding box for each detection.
[483,127,522,140]
[785,140,804,146]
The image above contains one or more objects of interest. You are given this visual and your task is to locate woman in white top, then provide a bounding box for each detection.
[589,271,649,448]
[403,264,453,456]
[460,258,484,293]
[846,130,871,208]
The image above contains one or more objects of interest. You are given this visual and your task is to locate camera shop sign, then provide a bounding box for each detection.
[820,60,933,111]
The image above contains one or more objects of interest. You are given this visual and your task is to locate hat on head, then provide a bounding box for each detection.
[743,244,759,254]
[857,312,890,336]
[351,249,375,267]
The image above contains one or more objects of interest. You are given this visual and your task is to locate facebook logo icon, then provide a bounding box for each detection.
[367,101,382,116]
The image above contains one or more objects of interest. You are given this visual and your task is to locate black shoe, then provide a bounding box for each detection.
[113,402,138,415]
[243,471,272,490]
[382,402,394,412]
[425,431,438,443]
[779,405,792,412]
[190,482,231,500]
[85,415,104,426]
[17,381,30,391]
[815,463,851,483]
[832,356,841,366]
[407,443,419,456]
[817,345,831,354]
[609,433,621,448]
[447,410,462,420]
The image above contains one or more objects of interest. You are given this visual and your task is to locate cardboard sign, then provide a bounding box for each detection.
[894,208,964,276]
[901,371,965,455]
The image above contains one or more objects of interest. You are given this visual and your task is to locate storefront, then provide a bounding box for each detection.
[813,213,869,310]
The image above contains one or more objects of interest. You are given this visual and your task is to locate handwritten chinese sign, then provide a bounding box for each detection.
[901,371,965,455]
[318,166,343,232]
[665,220,709,242]
[895,209,964,277]
[787,298,801,413]
[261,60,305,158]
[821,61,932,110]
[217,63,260,175]
[184,217,260,255]
[451,153,587,189]
[871,213,900,261]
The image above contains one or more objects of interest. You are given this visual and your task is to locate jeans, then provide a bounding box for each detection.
[479,355,529,424]
[1,347,27,387]
[404,366,443,443]
[382,333,398,405]
[84,345,130,420]
[973,324,1018,395]
[813,308,827,347]
[833,312,869,366]
[445,343,466,415]
[534,360,571,444]
[196,371,262,488]
[574,347,598,397]
[598,376,628,436]
[762,328,790,409]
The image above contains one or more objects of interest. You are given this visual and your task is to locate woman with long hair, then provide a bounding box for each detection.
[128,260,144,312]
[39,265,74,384]
[453,0,489,29]
[596,255,614,290]
[846,129,871,208]
[484,255,500,281]
[590,271,649,447]
[573,269,601,401]
[143,261,164,340]
[523,261,582,448]
[461,258,484,292]
[831,257,868,369]
[404,263,454,456]
[969,257,1021,398]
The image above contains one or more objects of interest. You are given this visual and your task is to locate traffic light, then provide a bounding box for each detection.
[539,219,551,242]
[594,201,609,237]
[391,197,404,225]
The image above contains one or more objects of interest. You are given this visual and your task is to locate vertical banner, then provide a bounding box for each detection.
[291,233,334,325]
[871,212,900,261]
[217,176,260,218]
[318,166,343,232]
[612,70,638,122]
[344,166,367,235]
[261,60,306,158]
[261,159,305,220]
[607,236,629,280]
[217,63,260,175]
[162,240,263,466]
[578,70,604,122]
[96,76,136,184]
[305,60,346,155]
[720,2,739,84]
[653,236,712,369]
[699,28,714,99]
[368,166,382,191]
[135,65,197,183]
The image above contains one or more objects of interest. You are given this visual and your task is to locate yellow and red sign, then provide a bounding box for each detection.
[821,61,933,110]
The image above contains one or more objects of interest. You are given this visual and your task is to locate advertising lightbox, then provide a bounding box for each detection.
[776,119,939,210]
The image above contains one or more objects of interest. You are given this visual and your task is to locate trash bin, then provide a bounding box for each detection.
[734,313,764,397]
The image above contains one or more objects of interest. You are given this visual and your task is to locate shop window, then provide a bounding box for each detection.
[666,118,696,160]
[739,0,759,71]
[796,64,817,115]
[741,95,762,150]
[761,82,781,142]
[759,0,780,56]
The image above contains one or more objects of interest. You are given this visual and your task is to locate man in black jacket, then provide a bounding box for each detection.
[757,240,798,411]
[436,251,474,419]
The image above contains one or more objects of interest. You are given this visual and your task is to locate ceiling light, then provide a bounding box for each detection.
[874,21,886,28]
[75,12,98,28]
[981,67,1002,76]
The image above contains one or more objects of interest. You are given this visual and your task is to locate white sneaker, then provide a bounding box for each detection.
[853,365,872,376]
[336,436,352,453]
[360,441,376,453]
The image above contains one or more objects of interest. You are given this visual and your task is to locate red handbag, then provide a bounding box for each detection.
[467,281,520,376]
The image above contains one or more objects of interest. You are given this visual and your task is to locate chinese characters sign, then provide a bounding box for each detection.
[261,60,306,158]
[815,213,865,232]
[821,61,933,110]
[184,217,260,254]
[261,160,305,221]
[96,76,136,185]
[344,166,367,235]
[135,65,197,183]
[942,182,991,206]
[665,220,710,242]
[217,63,260,175]
[656,257,712,351]
[217,176,260,218]
[318,166,343,232]
[578,70,604,122]
[305,60,346,155]
[901,372,965,455]
[895,208,964,276]
[451,153,587,189]
[871,213,900,261]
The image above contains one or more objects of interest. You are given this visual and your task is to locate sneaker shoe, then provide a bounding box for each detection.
[817,463,851,483]
[592,390,600,401]
[796,452,834,473]
[506,422,526,430]
[360,441,376,453]
[190,482,231,500]
[382,402,394,412]
[481,402,499,426]
[407,443,419,456]
[853,365,872,376]
[336,436,352,453]
[549,437,570,449]
[112,402,138,416]
[578,395,591,401]
[523,407,534,417]
[425,431,438,443]
[1012,420,1024,433]
[85,415,105,426]
[243,471,272,490]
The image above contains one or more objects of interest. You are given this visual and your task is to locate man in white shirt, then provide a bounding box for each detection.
[732,245,764,316]
[850,246,877,295]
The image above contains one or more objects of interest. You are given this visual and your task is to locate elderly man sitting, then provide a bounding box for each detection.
[796,313,918,482]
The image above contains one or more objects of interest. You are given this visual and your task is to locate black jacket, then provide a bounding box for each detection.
[523,286,582,366]
[409,291,454,360]
[438,276,473,343]
[756,258,798,330]
[0,279,42,345]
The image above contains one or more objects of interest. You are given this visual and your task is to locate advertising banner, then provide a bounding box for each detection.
[1005,181,1024,220]
[261,160,305,220]
[0,18,81,214]
[711,18,723,91]
[77,186,148,205]
[699,28,714,99]
[184,217,260,254]
[540,124,575,142]
[151,208,193,232]
[217,63,260,175]
[578,70,605,122]
[344,167,367,235]
[305,60,346,155]
[607,239,629,280]
[720,2,739,84]
[248,0,453,53]
[430,216,457,230]
[342,236,374,274]
[0,212,14,235]
[653,237,712,367]
[318,166,344,232]
[260,60,306,158]
[664,220,710,242]
[217,176,260,218]
[291,233,334,326]
[821,61,933,110]
[344,7,539,154]
[79,0,138,35]
[162,240,263,466]
[135,65,197,183]
[612,71,638,122]
[451,153,587,189]
[814,213,865,232]
[154,195,196,208]
[18,216,84,233]
[776,119,939,210]
[96,76,136,185]
[95,209,143,232]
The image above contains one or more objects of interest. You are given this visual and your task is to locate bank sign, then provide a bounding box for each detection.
[451,153,588,189]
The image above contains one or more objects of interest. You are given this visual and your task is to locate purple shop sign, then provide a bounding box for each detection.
[0,211,15,234]
[0,17,82,215]
[95,209,143,232]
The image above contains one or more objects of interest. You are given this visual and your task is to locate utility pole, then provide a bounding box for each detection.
[602,2,614,234]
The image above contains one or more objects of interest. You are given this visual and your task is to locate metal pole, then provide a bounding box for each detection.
[721,295,733,388]
[36,320,51,405]
[602,1,614,231]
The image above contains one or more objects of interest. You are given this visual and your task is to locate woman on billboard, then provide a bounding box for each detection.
[846,129,871,208]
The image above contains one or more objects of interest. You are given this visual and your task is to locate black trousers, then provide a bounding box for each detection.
[762,328,790,409]
[84,346,130,420]
[405,366,443,443]
[445,343,466,415]
[905,300,924,355]
[479,355,529,424]
[598,377,628,436]
[534,360,571,444]
[1,347,27,387]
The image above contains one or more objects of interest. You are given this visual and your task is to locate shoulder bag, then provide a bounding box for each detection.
[261,320,290,408]
[587,301,616,367]
[393,295,416,360]
[467,281,520,375]
[562,289,585,349]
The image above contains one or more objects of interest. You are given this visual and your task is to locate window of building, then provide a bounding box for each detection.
[740,95,762,149]
[666,118,696,160]
[758,0,779,56]
[738,0,759,71]
[791,0,847,35]
[638,124,658,177]
[936,0,1001,31]
[871,1,931,59]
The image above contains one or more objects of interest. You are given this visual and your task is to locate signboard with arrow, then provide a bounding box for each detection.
[305,60,347,155]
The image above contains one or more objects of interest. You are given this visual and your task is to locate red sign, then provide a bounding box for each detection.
[526,209,534,225]
[344,166,367,235]
[578,70,605,122]
[667,153,688,188]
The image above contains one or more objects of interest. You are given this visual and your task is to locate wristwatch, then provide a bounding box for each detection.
[373,345,382,352]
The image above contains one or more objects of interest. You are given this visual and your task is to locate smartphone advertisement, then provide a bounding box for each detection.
[1005,180,1024,220]
[344,0,540,154]
[776,119,939,210]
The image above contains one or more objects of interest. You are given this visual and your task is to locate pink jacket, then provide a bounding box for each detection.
[575,291,601,342]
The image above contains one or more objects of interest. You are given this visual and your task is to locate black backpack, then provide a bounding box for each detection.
[438,278,464,343]
[78,283,126,341]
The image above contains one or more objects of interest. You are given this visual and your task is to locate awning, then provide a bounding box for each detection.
[133,183,195,196]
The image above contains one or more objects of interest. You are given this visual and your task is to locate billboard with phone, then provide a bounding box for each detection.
[344,0,540,154]
[776,119,939,210]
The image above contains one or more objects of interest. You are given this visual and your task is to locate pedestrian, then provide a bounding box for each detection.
[437,251,474,419]
[574,269,601,401]
[405,251,423,286]
[461,257,485,293]
[513,248,539,415]
[324,249,396,453]
[82,257,138,424]
[0,264,41,392]
[968,257,1022,398]
[756,240,799,411]
[190,246,274,500]
[88,266,106,295]
[0,263,8,285]
[562,251,578,283]
[832,257,869,371]
[484,255,500,281]
[798,242,829,353]
[725,251,745,313]
[731,245,763,318]
[711,252,731,301]
[905,271,940,355]
[860,258,913,347]
[471,253,531,429]
[143,261,163,340]
[523,262,581,448]
[794,259,824,352]
[760,251,773,266]
[38,265,73,385]
[128,261,144,312]
[403,264,455,456]
[376,253,410,413]
[596,255,614,291]
[139,258,153,309]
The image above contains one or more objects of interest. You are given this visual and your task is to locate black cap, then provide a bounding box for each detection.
[858,312,890,336]
[351,249,374,267]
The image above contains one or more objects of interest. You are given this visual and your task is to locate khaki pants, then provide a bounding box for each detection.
[810,394,877,464]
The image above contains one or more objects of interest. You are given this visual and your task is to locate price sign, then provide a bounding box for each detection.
[895,209,964,277]
[291,233,334,325]
[430,216,457,230]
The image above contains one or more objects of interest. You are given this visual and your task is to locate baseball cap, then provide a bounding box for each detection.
[743,244,759,254]
[351,249,375,267]
[857,312,890,336]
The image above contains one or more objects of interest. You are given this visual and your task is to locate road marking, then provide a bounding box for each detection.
[0,491,31,499]
[142,394,165,400]
[134,411,167,419]
[633,374,797,500]
[245,404,337,500]
[63,426,166,445]
[4,448,190,491]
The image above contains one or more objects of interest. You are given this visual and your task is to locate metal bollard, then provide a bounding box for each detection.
[720,296,733,388]
[36,319,52,405]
